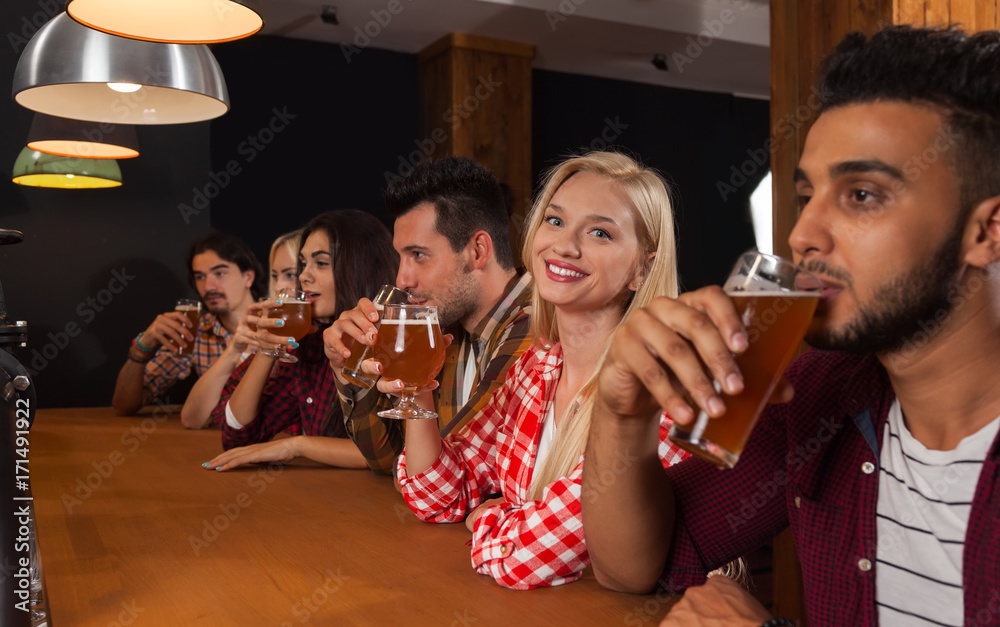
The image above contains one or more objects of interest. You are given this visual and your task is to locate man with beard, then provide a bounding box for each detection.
[581,27,1000,627]
[112,232,266,415]
[325,156,532,473]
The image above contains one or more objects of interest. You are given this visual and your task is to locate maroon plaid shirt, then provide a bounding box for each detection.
[659,349,1000,626]
[217,331,344,450]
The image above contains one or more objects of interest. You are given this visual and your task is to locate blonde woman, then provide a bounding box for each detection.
[179,230,302,429]
[396,152,688,589]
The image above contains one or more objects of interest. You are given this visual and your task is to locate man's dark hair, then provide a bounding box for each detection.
[383,156,515,270]
[186,231,267,301]
[819,26,1000,216]
[298,209,399,324]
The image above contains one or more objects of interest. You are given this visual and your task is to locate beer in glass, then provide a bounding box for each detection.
[668,251,821,468]
[260,289,312,363]
[373,304,446,420]
[175,299,201,356]
[341,285,411,388]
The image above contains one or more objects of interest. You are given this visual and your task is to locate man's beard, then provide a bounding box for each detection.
[436,264,480,330]
[807,220,964,355]
[203,293,229,316]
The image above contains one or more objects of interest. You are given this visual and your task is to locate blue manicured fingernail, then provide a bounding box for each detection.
[287,338,296,344]
[275,299,283,305]
[201,462,211,467]
[276,320,284,326]
[215,466,224,471]
[291,342,300,348]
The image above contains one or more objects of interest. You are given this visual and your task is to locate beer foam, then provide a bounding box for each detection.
[176,305,200,311]
[727,289,819,298]
[379,318,439,325]
[281,299,309,305]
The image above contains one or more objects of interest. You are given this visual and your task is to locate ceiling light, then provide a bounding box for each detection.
[12,13,230,125]
[66,0,263,44]
[12,148,123,189]
[26,113,140,160]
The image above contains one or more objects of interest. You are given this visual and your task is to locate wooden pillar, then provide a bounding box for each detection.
[417,33,535,253]
[768,1,999,623]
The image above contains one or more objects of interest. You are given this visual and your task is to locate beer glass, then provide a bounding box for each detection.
[668,251,821,468]
[174,298,201,355]
[341,285,411,389]
[374,304,446,420]
[260,289,312,364]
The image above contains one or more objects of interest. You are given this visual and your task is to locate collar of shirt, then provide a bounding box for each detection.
[466,272,532,350]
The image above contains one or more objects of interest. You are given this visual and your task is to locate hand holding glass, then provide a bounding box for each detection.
[668,251,821,468]
[341,285,411,388]
[374,304,446,420]
[260,289,312,364]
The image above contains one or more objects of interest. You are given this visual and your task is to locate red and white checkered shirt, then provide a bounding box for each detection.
[142,312,232,405]
[398,343,687,590]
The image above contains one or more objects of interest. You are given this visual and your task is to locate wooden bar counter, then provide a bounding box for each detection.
[28,407,672,626]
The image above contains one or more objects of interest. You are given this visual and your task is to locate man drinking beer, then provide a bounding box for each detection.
[582,26,1000,627]
[112,231,266,415]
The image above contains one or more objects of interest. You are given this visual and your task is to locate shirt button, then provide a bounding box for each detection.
[794,496,801,509]
[858,558,872,572]
[306,397,313,404]
[862,461,875,475]
[500,544,507,554]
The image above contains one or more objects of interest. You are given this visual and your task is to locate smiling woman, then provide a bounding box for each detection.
[204,210,401,474]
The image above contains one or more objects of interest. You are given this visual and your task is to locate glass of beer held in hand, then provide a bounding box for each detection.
[260,289,312,364]
[341,285,411,389]
[175,299,202,355]
[668,251,821,468]
[374,304,446,420]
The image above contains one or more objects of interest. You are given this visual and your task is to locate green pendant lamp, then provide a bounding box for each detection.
[12,148,122,189]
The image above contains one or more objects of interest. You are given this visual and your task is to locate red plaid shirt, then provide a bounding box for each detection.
[216,331,345,450]
[142,312,231,404]
[398,344,687,590]
[659,349,1000,626]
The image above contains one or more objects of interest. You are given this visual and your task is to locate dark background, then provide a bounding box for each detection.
[0,2,768,408]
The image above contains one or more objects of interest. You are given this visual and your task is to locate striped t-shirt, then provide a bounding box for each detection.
[876,400,1000,626]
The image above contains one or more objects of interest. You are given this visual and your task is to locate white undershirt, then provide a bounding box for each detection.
[535,403,557,471]
[875,399,999,627]
[460,350,476,407]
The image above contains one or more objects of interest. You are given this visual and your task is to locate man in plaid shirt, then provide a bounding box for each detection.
[584,27,1000,627]
[325,157,532,474]
[112,232,265,415]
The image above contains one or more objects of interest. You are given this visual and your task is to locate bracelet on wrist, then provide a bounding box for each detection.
[133,332,154,352]
[760,619,796,627]
[127,344,155,364]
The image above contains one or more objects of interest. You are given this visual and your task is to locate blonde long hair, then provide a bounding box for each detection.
[268,229,303,298]
[525,152,679,498]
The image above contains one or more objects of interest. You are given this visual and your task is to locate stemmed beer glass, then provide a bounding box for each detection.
[260,289,312,364]
[341,285,411,388]
[373,304,446,420]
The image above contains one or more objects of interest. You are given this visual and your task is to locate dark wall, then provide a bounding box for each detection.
[533,70,770,290]
[1,2,769,408]
[208,36,420,260]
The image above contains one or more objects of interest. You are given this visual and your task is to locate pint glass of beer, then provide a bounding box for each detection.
[341,285,411,389]
[668,251,821,468]
[260,289,312,363]
[175,299,202,356]
[374,304,446,420]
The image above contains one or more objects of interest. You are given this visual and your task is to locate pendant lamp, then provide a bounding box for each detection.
[66,0,263,45]
[12,148,122,189]
[12,13,229,125]
[27,113,140,159]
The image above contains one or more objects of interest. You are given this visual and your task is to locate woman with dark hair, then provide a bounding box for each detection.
[203,210,399,471]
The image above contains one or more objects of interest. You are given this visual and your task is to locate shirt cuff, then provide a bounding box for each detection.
[225,402,244,430]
